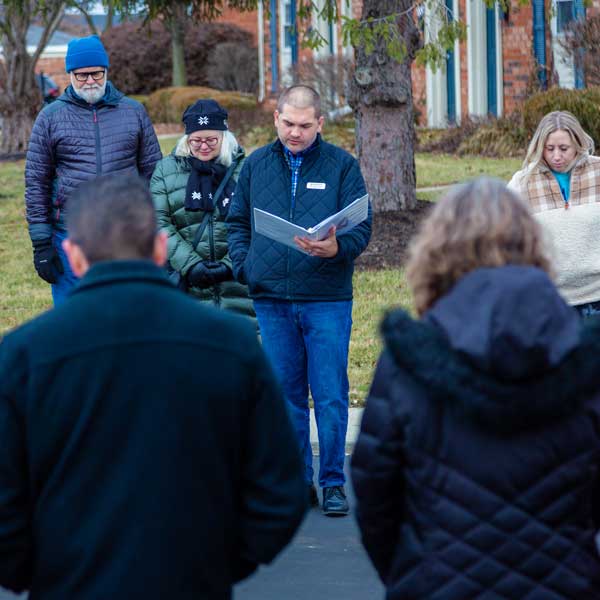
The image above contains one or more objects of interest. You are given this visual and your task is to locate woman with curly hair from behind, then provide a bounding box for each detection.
[352,177,600,600]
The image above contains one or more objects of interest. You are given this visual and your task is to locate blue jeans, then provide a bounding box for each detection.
[574,301,600,319]
[254,299,352,488]
[51,229,79,306]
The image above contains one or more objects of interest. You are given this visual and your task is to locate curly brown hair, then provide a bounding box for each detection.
[406,178,552,316]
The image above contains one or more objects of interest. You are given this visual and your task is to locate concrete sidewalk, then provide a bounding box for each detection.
[310,407,363,453]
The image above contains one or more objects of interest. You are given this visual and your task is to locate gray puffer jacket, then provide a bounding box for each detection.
[25,82,162,242]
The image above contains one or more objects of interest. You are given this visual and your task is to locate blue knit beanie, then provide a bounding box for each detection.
[65,35,109,72]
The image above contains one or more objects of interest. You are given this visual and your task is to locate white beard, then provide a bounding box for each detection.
[74,80,107,104]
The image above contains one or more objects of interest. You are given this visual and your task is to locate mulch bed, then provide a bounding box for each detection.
[355,200,433,270]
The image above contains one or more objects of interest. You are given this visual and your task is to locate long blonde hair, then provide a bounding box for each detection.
[522,111,594,175]
[407,178,552,316]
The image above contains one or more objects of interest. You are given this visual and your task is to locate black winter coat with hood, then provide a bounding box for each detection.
[352,265,600,600]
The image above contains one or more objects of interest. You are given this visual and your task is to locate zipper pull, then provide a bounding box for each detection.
[93,108,97,123]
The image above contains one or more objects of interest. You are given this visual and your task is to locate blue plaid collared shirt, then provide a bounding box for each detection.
[283,139,319,209]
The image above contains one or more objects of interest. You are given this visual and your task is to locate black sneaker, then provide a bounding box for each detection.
[308,484,319,507]
[322,485,349,516]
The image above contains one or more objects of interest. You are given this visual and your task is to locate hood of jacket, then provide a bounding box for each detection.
[59,81,124,108]
[383,265,600,431]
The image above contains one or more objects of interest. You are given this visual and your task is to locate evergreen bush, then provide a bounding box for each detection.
[457,114,527,157]
[523,87,600,150]
[145,86,270,136]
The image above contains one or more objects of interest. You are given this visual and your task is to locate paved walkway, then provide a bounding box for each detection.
[235,457,383,600]
[0,588,23,599]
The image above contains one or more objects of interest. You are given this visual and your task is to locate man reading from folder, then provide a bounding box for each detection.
[227,84,372,517]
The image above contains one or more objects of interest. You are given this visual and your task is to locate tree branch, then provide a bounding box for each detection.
[0,20,16,46]
[30,1,67,68]
[76,3,101,35]
[105,0,115,32]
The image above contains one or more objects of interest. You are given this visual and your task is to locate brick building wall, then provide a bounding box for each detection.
[36,55,70,94]
[34,0,598,123]
[411,64,426,124]
[408,0,552,126]
[502,0,536,116]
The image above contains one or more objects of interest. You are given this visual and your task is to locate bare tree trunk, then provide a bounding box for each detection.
[105,0,115,33]
[79,8,100,36]
[347,0,421,212]
[0,13,40,155]
[0,102,38,156]
[168,4,188,86]
[0,0,65,156]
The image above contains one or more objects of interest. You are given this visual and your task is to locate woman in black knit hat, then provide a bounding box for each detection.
[150,99,254,319]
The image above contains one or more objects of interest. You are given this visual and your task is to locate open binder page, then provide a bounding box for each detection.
[253,193,370,254]
[253,209,313,252]
[307,194,369,237]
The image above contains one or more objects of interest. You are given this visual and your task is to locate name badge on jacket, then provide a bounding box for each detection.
[307,182,326,190]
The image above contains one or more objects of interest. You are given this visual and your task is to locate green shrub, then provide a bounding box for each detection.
[128,94,148,109]
[145,86,270,137]
[523,87,600,150]
[417,114,528,158]
[457,114,527,158]
[416,118,479,154]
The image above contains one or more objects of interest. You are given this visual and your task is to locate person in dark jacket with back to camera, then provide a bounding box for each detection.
[0,174,307,600]
[227,84,372,516]
[25,34,162,306]
[151,99,254,319]
[352,177,600,600]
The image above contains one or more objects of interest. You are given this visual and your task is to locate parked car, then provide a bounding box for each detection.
[36,73,60,105]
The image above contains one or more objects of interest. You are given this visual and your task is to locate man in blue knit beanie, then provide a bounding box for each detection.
[24,35,162,305]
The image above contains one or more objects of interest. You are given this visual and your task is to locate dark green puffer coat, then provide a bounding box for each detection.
[151,143,254,318]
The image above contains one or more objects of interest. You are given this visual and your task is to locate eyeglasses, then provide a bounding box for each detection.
[189,136,220,149]
[73,70,106,82]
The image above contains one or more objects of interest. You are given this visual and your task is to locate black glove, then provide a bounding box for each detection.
[186,261,232,288]
[32,238,64,284]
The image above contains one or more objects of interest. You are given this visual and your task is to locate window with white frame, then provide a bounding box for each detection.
[313,0,336,59]
[551,0,576,88]
[279,0,294,83]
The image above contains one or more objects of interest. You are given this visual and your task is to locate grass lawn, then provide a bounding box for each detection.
[0,149,518,403]
[415,154,522,188]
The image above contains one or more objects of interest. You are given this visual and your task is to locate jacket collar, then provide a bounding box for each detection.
[71,260,173,296]
[59,81,123,109]
[270,134,322,167]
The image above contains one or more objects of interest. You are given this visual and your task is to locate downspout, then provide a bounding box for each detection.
[290,0,298,66]
[270,0,278,93]
[532,0,547,89]
[258,0,266,101]
[574,0,585,88]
